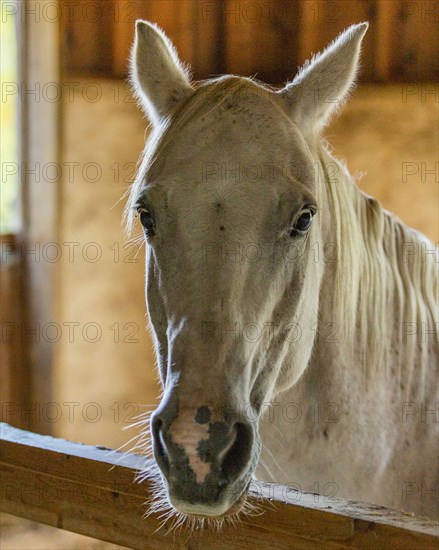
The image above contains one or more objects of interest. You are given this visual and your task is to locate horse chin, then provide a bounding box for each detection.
[169,493,247,519]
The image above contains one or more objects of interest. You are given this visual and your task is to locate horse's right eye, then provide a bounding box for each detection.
[138,208,155,237]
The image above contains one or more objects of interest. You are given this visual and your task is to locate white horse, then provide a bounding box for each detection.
[127,20,438,524]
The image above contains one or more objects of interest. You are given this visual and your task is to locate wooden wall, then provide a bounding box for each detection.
[60,0,439,82]
[0,236,28,430]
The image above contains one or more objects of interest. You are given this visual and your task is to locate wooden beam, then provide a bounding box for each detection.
[0,235,27,429]
[20,0,61,434]
[1,424,437,549]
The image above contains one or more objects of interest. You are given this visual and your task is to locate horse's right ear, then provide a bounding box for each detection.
[131,20,194,124]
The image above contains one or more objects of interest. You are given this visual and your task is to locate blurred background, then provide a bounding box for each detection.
[1,0,438,447]
[0,1,437,547]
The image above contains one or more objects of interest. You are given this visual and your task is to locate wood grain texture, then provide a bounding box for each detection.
[59,0,439,81]
[0,236,27,429]
[224,0,300,82]
[1,424,437,549]
[20,0,61,435]
[60,0,115,75]
[60,0,221,79]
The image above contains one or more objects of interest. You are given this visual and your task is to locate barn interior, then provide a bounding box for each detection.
[1,1,438,548]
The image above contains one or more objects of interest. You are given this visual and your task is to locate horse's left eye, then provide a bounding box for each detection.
[289,208,315,237]
[138,208,155,236]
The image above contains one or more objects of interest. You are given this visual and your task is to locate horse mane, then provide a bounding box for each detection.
[319,145,438,398]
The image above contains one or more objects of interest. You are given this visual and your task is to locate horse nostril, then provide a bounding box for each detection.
[221,422,253,482]
[152,417,170,476]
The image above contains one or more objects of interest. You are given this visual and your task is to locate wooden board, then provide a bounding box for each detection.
[59,0,439,81]
[60,0,221,79]
[20,0,60,434]
[0,235,27,429]
[1,423,438,549]
[224,0,300,82]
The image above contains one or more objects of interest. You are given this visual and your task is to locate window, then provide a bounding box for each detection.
[1,2,20,234]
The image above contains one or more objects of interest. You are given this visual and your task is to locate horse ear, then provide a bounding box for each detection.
[279,22,368,132]
[131,20,194,124]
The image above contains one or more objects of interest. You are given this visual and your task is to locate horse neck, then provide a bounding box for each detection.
[308,145,437,402]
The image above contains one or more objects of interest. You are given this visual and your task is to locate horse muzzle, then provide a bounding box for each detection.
[151,398,257,516]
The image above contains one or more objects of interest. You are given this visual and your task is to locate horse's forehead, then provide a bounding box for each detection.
[148,91,311,185]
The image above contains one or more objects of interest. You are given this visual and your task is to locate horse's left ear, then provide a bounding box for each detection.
[279,22,368,132]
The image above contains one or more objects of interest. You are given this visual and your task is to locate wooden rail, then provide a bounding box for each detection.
[1,423,438,549]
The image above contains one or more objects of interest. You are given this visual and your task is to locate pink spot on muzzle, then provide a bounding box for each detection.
[168,408,213,484]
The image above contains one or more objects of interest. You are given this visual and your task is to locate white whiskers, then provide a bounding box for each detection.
[119,413,267,534]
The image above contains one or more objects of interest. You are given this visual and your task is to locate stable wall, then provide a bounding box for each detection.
[55,80,159,447]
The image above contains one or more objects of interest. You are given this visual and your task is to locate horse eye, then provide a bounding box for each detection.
[289,209,315,237]
[138,208,155,236]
